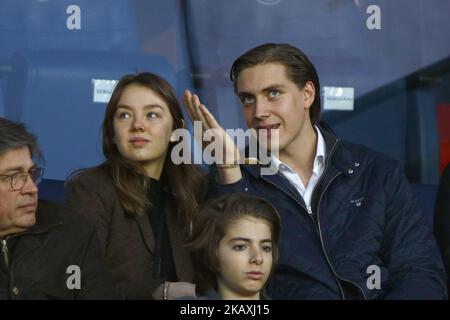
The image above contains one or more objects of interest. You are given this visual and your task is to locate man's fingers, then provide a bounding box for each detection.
[199,104,221,129]
[192,94,209,128]
[182,90,196,122]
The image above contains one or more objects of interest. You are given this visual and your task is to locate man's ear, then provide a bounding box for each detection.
[303,81,315,110]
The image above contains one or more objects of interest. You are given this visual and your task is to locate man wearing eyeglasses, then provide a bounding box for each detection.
[0,117,118,299]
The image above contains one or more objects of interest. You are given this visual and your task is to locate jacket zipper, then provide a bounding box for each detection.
[1,239,9,269]
[308,138,353,299]
[0,223,62,271]
[262,138,366,300]
[262,172,346,299]
[308,139,346,298]
[316,174,368,300]
[263,139,346,298]
[311,139,367,300]
[312,137,367,300]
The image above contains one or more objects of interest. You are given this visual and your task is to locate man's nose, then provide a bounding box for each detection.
[21,174,38,195]
[254,98,271,120]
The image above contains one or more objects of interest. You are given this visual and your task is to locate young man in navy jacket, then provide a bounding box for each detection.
[183,43,447,299]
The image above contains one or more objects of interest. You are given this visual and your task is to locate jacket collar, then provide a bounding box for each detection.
[317,121,363,178]
[243,121,360,183]
[243,121,357,179]
[1,200,62,246]
[7,200,63,240]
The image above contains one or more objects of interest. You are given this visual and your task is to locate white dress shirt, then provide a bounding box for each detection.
[270,126,326,210]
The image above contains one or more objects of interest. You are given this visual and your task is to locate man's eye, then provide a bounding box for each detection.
[241,96,255,104]
[233,244,246,251]
[268,90,280,98]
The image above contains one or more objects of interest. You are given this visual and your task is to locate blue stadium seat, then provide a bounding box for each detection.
[0,0,142,126]
[0,0,141,61]
[184,0,450,108]
[0,83,4,117]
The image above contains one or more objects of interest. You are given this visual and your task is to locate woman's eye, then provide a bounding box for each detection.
[268,90,280,98]
[117,112,131,119]
[262,245,272,252]
[233,244,246,251]
[146,112,158,119]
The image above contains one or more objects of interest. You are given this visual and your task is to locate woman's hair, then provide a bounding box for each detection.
[77,72,206,238]
[188,193,281,293]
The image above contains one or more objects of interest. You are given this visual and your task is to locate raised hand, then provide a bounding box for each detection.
[183,90,242,184]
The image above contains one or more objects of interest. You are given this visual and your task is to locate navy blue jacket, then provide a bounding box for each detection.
[209,123,447,299]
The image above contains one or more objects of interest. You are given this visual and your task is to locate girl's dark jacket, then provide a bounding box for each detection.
[65,168,193,299]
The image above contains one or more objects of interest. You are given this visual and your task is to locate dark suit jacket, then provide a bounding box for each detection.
[0,200,119,299]
[65,167,193,299]
[435,163,450,296]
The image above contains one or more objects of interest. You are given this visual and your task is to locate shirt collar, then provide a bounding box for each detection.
[270,125,326,174]
[313,125,326,174]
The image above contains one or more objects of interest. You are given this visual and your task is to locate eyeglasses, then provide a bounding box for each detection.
[0,167,44,191]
